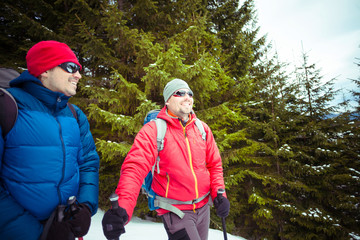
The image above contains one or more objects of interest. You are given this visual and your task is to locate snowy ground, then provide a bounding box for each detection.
[86,209,246,240]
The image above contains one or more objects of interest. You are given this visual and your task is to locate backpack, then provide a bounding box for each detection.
[0,68,78,138]
[141,109,209,219]
[0,68,20,138]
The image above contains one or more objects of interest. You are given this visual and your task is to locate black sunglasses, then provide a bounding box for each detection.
[173,90,193,98]
[58,62,81,74]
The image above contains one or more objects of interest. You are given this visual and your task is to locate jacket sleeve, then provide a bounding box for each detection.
[0,128,43,240]
[202,122,227,200]
[115,122,158,221]
[74,106,100,216]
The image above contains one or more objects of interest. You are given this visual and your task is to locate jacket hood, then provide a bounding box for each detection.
[10,70,42,87]
[9,70,70,110]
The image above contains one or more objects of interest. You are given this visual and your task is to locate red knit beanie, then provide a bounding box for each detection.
[26,40,82,77]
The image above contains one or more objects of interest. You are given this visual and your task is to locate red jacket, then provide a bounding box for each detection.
[116,107,225,220]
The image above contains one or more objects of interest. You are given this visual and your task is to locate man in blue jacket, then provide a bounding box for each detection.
[0,40,100,240]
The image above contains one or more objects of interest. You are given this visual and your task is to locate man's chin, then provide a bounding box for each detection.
[65,91,76,97]
[182,110,192,115]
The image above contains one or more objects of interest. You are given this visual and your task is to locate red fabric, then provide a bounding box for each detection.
[26,40,82,77]
[116,107,225,221]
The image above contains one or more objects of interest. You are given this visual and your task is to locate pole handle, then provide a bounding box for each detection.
[217,188,225,198]
[109,193,119,209]
[107,193,120,240]
[68,195,77,212]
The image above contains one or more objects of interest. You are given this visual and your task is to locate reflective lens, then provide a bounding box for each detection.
[58,62,81,74]
[173,90,193,98]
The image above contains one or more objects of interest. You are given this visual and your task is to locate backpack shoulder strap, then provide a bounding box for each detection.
[0,88,18,138]
[194,118,206,141]
[154,118,167,152]
[67,102,78,122]
[152,118,167,174]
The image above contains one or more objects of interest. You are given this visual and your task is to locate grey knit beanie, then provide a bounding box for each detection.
[163,78,191,102]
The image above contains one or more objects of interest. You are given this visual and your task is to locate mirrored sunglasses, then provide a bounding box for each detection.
[58,62,81,74]
[173,90,193,98]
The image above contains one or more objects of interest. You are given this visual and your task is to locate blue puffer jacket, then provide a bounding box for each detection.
[0,71,100,240]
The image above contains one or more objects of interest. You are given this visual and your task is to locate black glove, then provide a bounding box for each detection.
[46,203,92,240]
[214,195,230,218]
[46,220,75,240]
[102,207,128,240]
[68,203,92,237]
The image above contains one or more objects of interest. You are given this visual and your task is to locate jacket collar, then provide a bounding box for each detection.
[158,106,196,128]
[167,109,192,123]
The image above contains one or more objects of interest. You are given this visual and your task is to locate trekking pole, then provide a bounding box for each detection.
[67,196,84,240]
[217,189,228,240]
[106,193,120,240]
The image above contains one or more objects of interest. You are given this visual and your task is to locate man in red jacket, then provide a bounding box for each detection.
[102,79,230,240]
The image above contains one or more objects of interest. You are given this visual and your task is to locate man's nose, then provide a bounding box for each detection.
[184,93,192,100]
[73,71,82,79]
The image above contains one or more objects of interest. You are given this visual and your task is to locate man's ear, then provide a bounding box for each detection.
[38,71,49,82]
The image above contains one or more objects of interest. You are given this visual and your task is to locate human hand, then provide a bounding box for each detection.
[214,192,230,218]
[46,220,75,240]
[102,207,128,240]
[46,203,91,240]
[68,203,92,237]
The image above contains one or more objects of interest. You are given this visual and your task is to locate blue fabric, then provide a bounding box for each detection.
[143,109,160,125]
[0,71,99,239]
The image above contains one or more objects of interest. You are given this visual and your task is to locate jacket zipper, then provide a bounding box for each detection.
[56,97,66,204]
[165,173,170,198]
[182,119,199,212]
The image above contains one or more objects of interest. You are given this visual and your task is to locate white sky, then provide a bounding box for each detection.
[253,0,360,106]
[86,210,246,240]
